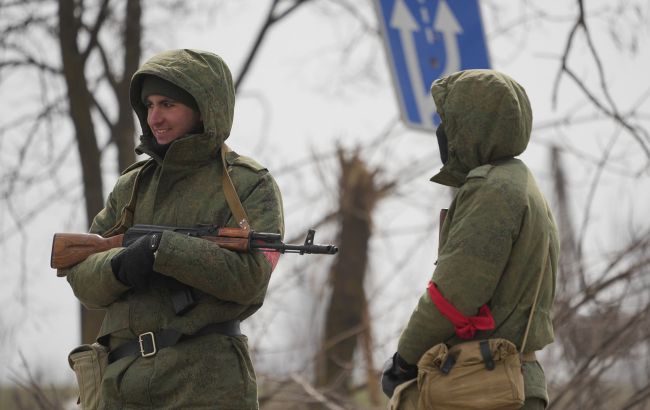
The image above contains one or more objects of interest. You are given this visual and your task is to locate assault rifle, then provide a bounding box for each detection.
[51,224,338,275]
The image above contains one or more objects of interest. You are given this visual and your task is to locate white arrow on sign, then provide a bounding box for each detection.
[433,0,462,76]
[390,0,436,128]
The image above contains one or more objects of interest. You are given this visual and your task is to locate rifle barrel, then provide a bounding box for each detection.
[253,242,338,255]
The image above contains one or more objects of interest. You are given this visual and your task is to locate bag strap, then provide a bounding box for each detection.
[520,233,551,355]
[220,144,251,231]
[104,160,155,237]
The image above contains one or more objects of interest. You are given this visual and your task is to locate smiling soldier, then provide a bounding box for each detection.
[63,49,284,409]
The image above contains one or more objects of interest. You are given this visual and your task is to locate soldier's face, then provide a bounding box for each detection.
[146,95,202,145]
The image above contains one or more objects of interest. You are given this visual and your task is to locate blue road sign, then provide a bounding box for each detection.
[375,0,491,131]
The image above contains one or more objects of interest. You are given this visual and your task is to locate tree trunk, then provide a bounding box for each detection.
[58,0,104,225]
[58,0,106,344]
[114,0,141,172]
[316,149,384,401]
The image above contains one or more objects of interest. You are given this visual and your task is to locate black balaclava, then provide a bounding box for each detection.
[436,123,449,165]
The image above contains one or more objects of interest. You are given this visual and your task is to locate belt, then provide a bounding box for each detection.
[108,320,241,364]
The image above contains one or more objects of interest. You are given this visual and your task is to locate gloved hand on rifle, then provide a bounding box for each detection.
[381,352,418,398]
[111,234,161,289]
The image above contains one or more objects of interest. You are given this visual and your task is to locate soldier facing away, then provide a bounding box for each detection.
[64,49,284,409]
[381,70,559,410]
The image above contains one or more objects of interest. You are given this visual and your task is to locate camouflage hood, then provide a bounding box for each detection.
[430,69,532,187]
[129,49,235,157]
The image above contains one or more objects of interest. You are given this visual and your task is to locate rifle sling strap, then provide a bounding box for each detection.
[104,160,155,237]
[221,144,251,231]
[103,145,250,236]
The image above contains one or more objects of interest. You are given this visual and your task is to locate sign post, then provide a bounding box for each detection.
[375,0,491,131]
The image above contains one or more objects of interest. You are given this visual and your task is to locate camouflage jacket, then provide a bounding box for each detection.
[63,49,284,409]
[397,70,559,404]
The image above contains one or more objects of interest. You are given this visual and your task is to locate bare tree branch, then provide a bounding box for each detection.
[235,0,313,92]
[552,0,650,161]
[79,0,111,62]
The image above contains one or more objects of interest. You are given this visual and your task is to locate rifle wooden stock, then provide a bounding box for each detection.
[51,228,252,275]
[51,233,125,274]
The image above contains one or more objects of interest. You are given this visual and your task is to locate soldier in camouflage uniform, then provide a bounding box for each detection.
[381,70,559,409]
[63,49,284,409]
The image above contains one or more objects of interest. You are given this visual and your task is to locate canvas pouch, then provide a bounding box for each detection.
[388,378,419,410]
[68,343,109,410]
[416,338,525,410]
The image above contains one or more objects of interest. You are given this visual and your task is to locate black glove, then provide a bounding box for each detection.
[381,352,418,398]
[111,234,161,289]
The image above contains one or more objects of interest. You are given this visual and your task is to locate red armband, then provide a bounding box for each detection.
[427,281,495,339]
